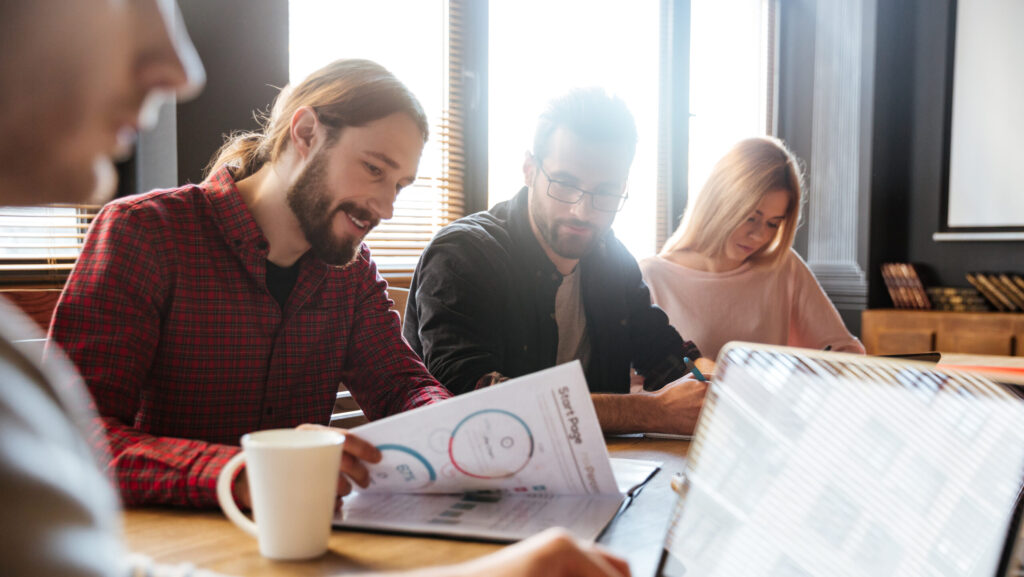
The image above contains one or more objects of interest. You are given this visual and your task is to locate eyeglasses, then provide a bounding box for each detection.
[538,165,628,213]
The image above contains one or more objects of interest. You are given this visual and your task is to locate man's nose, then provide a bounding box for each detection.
[368,186,396,221]
[569,194,596,220]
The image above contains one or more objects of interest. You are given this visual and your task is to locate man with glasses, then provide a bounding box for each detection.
[405,88,707,436]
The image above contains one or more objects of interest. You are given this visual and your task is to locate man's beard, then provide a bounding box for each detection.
[531,203,601,260]
[286,151,379,267]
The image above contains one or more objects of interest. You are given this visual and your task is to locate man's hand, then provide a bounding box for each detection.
[475,371,509,389]
[232,424,382,509]
[650,377,707,435]
[693,357,716,381]
[393,528,630,577]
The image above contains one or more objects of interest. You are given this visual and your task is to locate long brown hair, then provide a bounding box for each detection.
[206,59,429,180]
[661,136,804,267]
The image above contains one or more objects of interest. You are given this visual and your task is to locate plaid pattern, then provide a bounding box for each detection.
[49,167,451,508]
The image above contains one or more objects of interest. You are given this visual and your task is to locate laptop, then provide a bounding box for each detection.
[656,343,1024,577]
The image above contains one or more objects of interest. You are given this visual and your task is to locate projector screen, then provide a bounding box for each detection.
[940,0,1024,239]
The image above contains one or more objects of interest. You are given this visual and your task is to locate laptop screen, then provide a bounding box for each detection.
[658,343,1024,577]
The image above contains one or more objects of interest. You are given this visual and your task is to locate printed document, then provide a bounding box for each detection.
[333,361,658,542]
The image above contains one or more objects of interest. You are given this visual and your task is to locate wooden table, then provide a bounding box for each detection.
[939,352,1024,368]
[123,436,688,577]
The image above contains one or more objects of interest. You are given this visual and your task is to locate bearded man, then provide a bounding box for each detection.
[405,88,707,437]
[50,59,453,509]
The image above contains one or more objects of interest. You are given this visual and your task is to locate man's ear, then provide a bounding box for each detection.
[523,151,536,188]
[289,106,321,161]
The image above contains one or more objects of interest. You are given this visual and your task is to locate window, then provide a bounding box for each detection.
[0,205,101,284]
[488,0,773,259]
[289,0,466,279]
[489,0,662,258]
[685,0,776,223]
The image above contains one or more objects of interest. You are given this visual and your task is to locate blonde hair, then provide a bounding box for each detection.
[661,136,804,268]
[206,59,428,180]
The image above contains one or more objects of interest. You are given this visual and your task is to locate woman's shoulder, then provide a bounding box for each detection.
[640,253,700,279]
[778,248,817,279]
[638,253,667,271]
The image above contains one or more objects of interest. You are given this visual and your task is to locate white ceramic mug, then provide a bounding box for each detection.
[216,428,344,560]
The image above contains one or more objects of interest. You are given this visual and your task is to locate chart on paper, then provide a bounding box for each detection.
[348,361,619,495]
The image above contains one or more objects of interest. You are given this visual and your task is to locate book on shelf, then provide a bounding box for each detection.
[968,272,1020,312]
[925,286,990,312]
[881,263,930,309]
[997,273,1024,309]
[1012,274,1024,296]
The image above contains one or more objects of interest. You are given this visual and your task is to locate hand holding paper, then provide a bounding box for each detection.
[334,362,636,542]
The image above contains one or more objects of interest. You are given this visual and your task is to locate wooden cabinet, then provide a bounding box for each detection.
[861,309,1024,356]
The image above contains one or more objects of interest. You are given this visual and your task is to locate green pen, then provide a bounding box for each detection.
[683,357,708,382]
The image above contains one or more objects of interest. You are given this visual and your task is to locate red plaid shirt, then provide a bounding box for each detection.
[49,167,451,508]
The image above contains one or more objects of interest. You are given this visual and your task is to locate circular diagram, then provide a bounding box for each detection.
[369,444,436,490]
[448,409,534,479]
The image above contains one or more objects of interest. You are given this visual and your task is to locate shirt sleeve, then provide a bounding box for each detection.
[0,313,122,577]
[404,232,509,395]
[620,247,702,389]
[48,203,240,508]
[787,251,866,354]
[338,250,452,419]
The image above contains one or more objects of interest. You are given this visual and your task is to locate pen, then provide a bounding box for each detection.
[683,357,707,382]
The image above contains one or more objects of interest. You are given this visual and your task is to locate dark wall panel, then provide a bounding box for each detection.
[868,0,1024,304]
[867,0,916,307]
[176,0,289,185]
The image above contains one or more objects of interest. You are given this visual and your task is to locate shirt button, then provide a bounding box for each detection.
[232,239,242,247]
[522,345,528,352]
[265,406,273,416]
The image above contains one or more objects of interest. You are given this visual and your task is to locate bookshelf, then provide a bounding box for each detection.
[861,309,1024,356]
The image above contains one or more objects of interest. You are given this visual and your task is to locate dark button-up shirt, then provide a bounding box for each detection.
[50,167,451,507]
[404,187,700,395]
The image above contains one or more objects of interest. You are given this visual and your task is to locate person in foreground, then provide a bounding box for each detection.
[640,136,865,360]
[47,57,458,508]
[405,88,707,436]
[0,1,628,576]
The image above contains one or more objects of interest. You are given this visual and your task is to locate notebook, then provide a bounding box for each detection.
[656,343,1024,577]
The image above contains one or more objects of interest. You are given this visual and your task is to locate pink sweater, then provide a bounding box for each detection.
[640,249,865,361]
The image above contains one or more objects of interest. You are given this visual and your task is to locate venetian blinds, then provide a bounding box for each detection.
[0,204,102,284]
[364,0,466,278]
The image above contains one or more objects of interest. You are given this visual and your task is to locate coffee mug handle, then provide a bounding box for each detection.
[217,452,258,538]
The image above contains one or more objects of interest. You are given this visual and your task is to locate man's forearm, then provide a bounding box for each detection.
[103,418,241,507]
[591,392,662,434]
[591,378,706,436]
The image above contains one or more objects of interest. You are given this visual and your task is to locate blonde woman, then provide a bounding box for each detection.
[640,137,864,360]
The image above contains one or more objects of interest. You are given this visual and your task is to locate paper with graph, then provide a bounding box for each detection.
[333,362,652,542]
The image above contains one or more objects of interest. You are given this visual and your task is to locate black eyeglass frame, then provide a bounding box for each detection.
[537,164,629,213]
